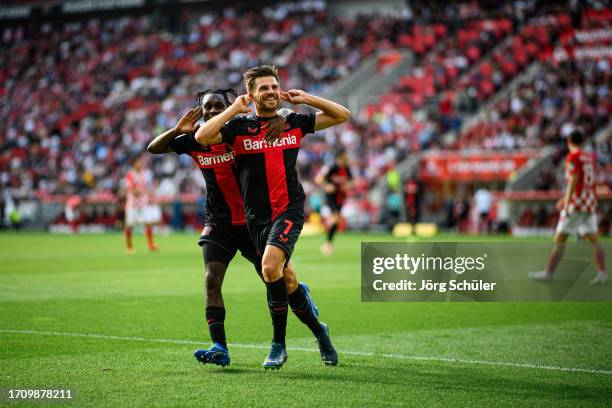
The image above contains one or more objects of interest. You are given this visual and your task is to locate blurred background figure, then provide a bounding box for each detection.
[474,187,493,235]
[404,177,422,233]
[530,130,607,285]
[316,149,353,256]
[64,194,81,234]
[123,157,159,253]
[9,200,21,230]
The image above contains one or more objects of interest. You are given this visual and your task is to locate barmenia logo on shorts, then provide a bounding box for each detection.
[372,253,487,275]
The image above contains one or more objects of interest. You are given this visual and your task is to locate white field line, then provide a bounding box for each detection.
[1,328,611,376]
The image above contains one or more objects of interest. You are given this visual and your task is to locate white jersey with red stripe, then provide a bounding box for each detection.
[125,169,152,210]
[566,149,597,214]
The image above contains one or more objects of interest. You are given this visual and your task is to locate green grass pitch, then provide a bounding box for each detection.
[1,232,611,407]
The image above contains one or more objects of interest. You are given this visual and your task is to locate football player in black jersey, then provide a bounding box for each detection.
[148,89,325,367]
[195,65,350,369]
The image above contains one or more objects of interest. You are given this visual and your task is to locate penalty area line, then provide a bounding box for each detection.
[1,328,611,376]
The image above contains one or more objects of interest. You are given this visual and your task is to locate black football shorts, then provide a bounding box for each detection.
[325,193,345,212]
[247,209,305,264]
[198,223,261,268]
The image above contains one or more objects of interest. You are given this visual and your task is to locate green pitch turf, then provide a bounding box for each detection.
[1,232,611,407]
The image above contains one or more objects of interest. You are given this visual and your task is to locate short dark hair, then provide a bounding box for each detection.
[195,88,238,107]
[568,130,584,145]
[243,65,279,92]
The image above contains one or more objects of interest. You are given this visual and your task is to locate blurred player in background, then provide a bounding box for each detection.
[123,157,159,253]
[196,65,350,369]
[64,194,81,234]
[473,187,493,235]
[148,88,328,367]
[404,177,422,234]
[316,149,353,256]
[530,131,607,285]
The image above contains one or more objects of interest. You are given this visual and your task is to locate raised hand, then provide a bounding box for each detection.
[280,89,308,105]
[263,115,286,143]
[232,94,252,114]
[175,107,202,134]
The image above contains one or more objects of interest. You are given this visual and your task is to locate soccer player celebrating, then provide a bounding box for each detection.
[530,131,607,285]
[123,157,158,253]
[195,65,350,369]
[148,88,329,368]
[315,149,353,256]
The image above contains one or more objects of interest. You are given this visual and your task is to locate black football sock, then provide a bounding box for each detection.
[327,223,338,242]
[289,285,323,336]
[265,277,289,345]
[205,306,227,349]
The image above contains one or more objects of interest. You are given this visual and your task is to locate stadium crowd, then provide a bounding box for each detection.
[459,59,610,150]
[0,0,610,230]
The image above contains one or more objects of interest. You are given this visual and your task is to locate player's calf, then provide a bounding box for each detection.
[204,263,226,306]
[289,283,322,336]
[282,264,299,294]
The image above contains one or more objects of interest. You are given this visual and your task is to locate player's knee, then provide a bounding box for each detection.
[262,245,289,282]
[262,255,284,282]
[262,263,283,282]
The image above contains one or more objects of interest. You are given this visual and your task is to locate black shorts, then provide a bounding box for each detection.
[247,210,304,263]
[198,223,261,268]
[325,194,344,212]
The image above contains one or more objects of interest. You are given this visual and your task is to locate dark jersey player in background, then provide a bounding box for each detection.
[147,89,324,367]
[315,149,353,256]
[195,65,351,369]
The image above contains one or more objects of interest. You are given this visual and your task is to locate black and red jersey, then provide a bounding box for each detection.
[324,164,353,206]
[220,112,316,225]
[170,133,245,226]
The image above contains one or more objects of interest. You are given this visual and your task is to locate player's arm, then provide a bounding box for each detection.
[124,175,139,197]
[280,90,350,131]
[148,108,202,154]
[562,174,578,213]
[263,108,293,143]
[129,182,146,197]
[315,166,335,193]
[314,165,328,187]
[195,95,251,146]
[343,167,355,190]
[147,128,181,154]
[342,179,355,191]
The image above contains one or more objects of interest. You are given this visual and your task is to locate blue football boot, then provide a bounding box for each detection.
[194,343,230,367]
[262,342,288,370]
[316,322,338,366]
